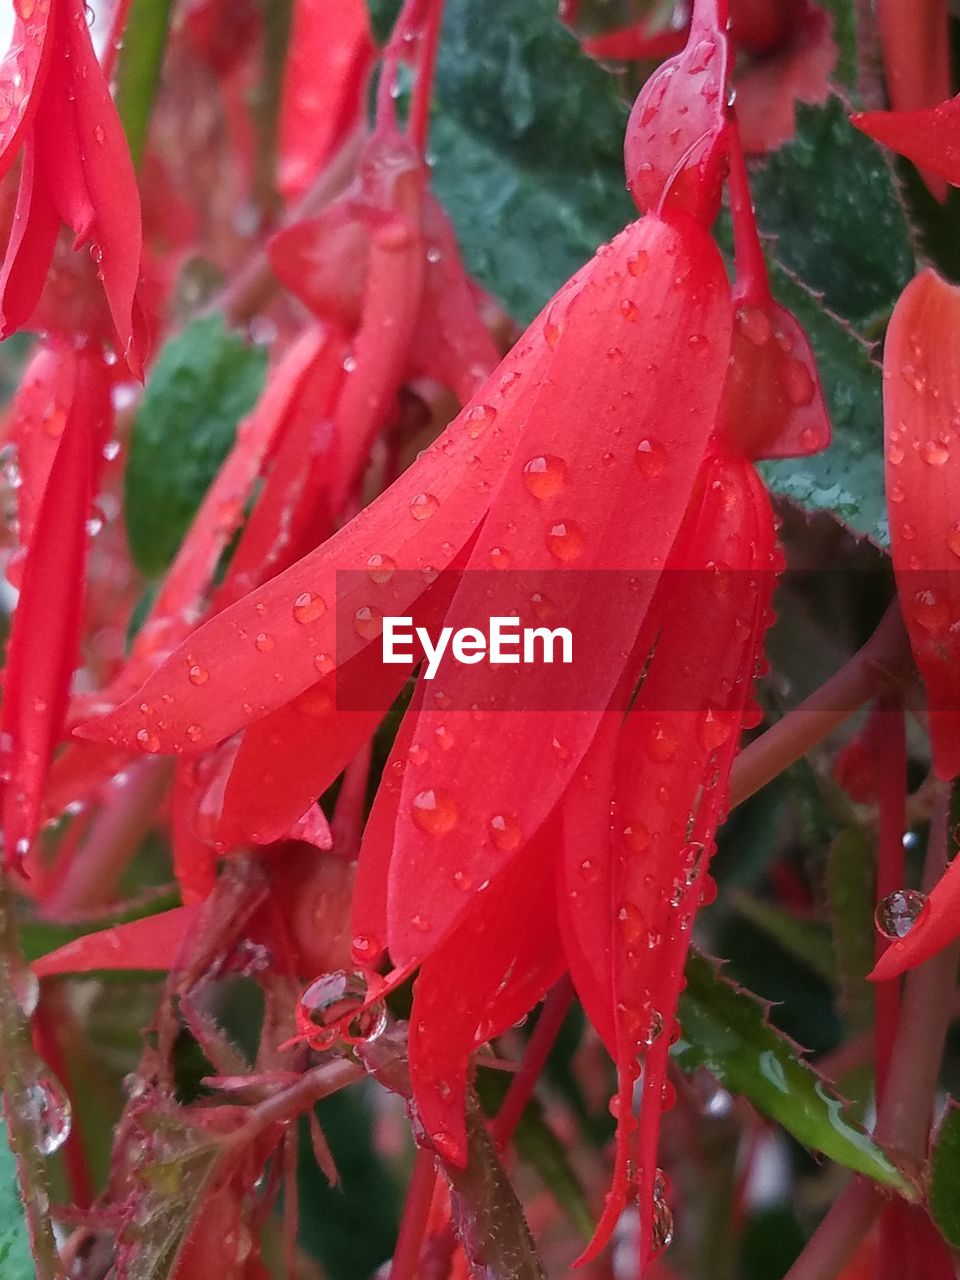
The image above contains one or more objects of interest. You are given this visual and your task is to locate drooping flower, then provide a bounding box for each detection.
[870,269,960,981]
[77,0,831,1263]
[853,94,960,190]
[0,0,146,372]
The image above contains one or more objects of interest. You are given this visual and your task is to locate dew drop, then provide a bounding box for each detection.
[314,653,334,675]
[647,720,677,762]
[522,454,566,500]
[736,305,772,347]
[26,1074,72,1156]
[412,789,459,836]
[255,632,274,652]
[187,663,209,686]
[410,492,439,521]
[652,1180,675,1254]
[430,1129,461,1161]
[620,299,638,322]
[635,438,666,477]
[354,606,384,640]
[366,554,396,584]
[781,358,815,407]
[136,728,160,752]
[920,440,950,467]
[623,822,651,853]
[293,592,326,624]
[464,404,497,439]
[912,588,950,633]
[949,523,960,559]
[546,520,584,562]
[627,251,649,277]
[875,888,928,940]
[698,706,732,750]
[488,545,511,569]
[488,813,521,851]
[298,970,386,1050]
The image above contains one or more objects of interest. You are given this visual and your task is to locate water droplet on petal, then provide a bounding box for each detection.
[736,305,772,347]
[464,404,497,439]
[522,454,566,500]
[488,813,521,851]
[354,606,384,640]
[781,358,815,407]
[920,440,950,467]
[488,546,511,569]
[912,589,950,633]
[430,1128,461,1161]
[188,663,209,686]
[410,492,439,521]
[949,524,960,559]
[875,889,928,940]
[652,1179,675,1254]
[366,554,396,584]
[646,720,677,762]
[255,632,274,652]
[546,520,583,562]
[293,592,326,624]
[635,439,666,477]
[412,789,459,836]
[136,728,160,752]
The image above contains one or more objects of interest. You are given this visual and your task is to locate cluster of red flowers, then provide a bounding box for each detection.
[4,0,960,1275]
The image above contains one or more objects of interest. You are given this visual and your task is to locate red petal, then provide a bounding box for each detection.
[278,0,374,202]
[386,215,732,967]
[583,455,777,1264]
[80,270,566,753]
[882,269,960,782]
[624,1,730,224]
[1,345,110,860]
[0,0,55,182]
[853,95,960,189]
[581,24,688,62]
[32,904,202,977]
[0,139,61,336]
[408,822,565,1165]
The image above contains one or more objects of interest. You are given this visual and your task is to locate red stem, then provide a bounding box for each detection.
[408,0,445,154]
[726,112,770,301]
[489,975,575,1150]
[872,703,906,1099]
[390,1146,439,1280]
[102,0,134,79]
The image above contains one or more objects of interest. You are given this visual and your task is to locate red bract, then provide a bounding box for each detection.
[854,94,960,190]
[871,269,960,980]
[278,0,374,202]
[1,341,112,864]
[0,0,146,373]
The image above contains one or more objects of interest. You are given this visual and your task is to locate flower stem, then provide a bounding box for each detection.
[490,975,575,1150]
[0,873,63,1279]
[730,602,912,810]
[873,702,907,1098]
[390,1146,440,1280]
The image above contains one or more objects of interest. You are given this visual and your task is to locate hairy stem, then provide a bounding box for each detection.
[730,602,913,810]
[0,874,63,1279]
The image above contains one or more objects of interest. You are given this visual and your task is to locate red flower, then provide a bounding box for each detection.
[0,0,145,372]
[871,269,960,981]
[854,94,960,190]
[76,0,829,1262]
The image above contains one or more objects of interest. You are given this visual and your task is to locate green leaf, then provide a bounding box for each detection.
[819,0,858,92]
[0,1122,33,1280]
[445,1092,546,1280]
[750,99,914,329]
[930,1103,960,1248]
[125,314,267,577]
[119,1118,224,1280]
[429,0,632,325]
[728,890,836,986]
[675,951,913,1195]
[761,266,887,544]
[826,828,876,1031]
[115,0,174,169]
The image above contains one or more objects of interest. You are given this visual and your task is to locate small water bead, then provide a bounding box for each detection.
[314,653,334,675]
[647,720,677,762]
[430,1128,461,1162]
[410,492,439,521]
[352,934,383,964]
[488,546,511,569]
[293,592,326,624]
[642,1006,664,1046]
[464,404,497,439]
[652,1184,675,1254]
[298,970,386,1050]
[875,889,929,940]
[620,299,638,322]
[887,443,905,466]
[366,554,396,584]
[635,438,666,477]
[412,789,459,836]
[25,1074,72,1156]
[136,728,160,752]
[627,250,649,277]
[781,358,815,407]
[489,813,521,851]
[949,523,960,559]
[434,725,455,752]
[546,520,584,562]
[679,841,705,886]
[623,822,651,853]
[354,606,383,640]
[521,454,566,500]
[920,440,950,467]
[187,663,209,686]
[255,632,274,652]
[912,589,951,633]
[736,304,772,347]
